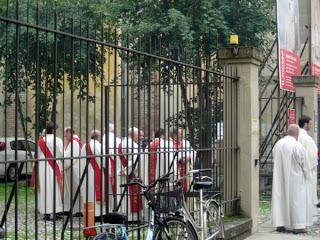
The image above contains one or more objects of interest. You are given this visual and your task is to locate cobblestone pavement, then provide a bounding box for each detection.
[1,183,320,239]
[0,199,84,239]
[248,203,320,240]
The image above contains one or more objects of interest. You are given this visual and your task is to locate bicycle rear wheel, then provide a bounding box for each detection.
[205,200,224,239]
[153,216,197,240]
[92,232,116,240]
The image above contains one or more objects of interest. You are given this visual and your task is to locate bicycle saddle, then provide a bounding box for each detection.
[98,212,127,224]
[193,181,213,190]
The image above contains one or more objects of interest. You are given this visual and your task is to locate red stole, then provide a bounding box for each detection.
[118,143,143,213]
[149,139,160,190]
[87,143,105,202]
[173,140,187,192]
[109,156,116,195]
[38,138,64,202]
[66,136,82,150]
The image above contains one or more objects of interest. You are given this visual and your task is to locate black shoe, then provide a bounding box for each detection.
[72,212,83,218]
[317,202,320,208]
[56,213,64,220]
[276,227,286,232]
[50,213,64,221]
[63,211,70,216]
[293,229,306,234]
[43,214,51,221]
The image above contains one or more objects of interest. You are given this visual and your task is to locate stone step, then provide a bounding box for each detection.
[224,217,252,240]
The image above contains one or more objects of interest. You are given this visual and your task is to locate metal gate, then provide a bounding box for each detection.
[259,84,303,191]
[0,2,239,239]
[258,37,308,192]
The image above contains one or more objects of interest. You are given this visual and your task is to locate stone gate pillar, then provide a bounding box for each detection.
[293,75,319,143]
[218,47,262,232]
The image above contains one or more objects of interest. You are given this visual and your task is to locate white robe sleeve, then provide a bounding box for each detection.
[128,142,139,174]
[299,130,318,170]
[64,139,81,170]
[64,145,72,170]
[56,137,64,169]
[304,137,318,170]
[184,140,195,172]
[293,144,312,182]
[167,139,177,174]
[56,137,64,157]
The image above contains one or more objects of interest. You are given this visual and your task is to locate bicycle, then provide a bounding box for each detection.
[82,172,197,240]
[178,169,225,240]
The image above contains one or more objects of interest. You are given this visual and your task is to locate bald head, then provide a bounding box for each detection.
[287,124,299,140]
[109,123,115,133]
[91,129,101,143]
[128,127,139,143]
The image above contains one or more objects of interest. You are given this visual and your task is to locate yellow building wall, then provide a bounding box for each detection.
[25,48,122,140]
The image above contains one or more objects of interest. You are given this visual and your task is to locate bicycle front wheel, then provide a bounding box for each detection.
[205,200,224,239]
[153,216,197,240]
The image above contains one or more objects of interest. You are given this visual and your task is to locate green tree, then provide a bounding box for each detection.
[103,0,274,166]
[104,0,275,64]
[0,0,110,133]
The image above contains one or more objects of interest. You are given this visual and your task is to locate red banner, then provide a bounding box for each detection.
[311,64,320,95]
[279,49,301,92]
[277,0,300,92]
[288,108,296,125]
[311,0,320,95]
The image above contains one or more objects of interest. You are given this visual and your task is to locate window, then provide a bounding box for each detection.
[10,140,36,152]
[25,141,36,152]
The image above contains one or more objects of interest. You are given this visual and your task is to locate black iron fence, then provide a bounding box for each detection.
[0,2,239,239]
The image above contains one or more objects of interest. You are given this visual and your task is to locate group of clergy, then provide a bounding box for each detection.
[34,122,195,221]
[272,115,319,234]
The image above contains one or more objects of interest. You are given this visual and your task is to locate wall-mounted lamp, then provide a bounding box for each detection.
[230,34,239,56]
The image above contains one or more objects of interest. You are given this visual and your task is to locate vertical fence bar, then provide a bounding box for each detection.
[14,0,19,239]
[34,2,40,238]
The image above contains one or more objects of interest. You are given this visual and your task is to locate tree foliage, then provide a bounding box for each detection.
[103,0,275,155]
[0,0,275,139]
[104,0,275,64]
[0,0,109,131]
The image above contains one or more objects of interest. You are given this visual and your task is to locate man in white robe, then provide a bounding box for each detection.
[63,127,82,215]
[37,122,64,220]
[117,127,144,222]
[298,115,318,225]
[80,129,107,219]
[102,123,121,212]
[142,129,174,220]
[169,128,196,192]
[144,129,172,187]
[272,124,311,233]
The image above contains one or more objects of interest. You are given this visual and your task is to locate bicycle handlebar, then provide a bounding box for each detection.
[120,181,145,188]
[177,168,213,185]
[120,172,174,190]
[120,169,213,190]
[188,168,212,174]
[182,169,212,179]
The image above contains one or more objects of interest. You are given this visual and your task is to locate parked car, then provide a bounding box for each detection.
[0,137,36,181]
[318,150,320,179]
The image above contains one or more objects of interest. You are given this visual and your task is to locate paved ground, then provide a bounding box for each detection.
[1,182,320,239]
[247,203,320,240]
[247,233,320,240]
[0,182,84,239]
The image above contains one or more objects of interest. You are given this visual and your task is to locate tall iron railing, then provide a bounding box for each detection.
[0,2,239,239]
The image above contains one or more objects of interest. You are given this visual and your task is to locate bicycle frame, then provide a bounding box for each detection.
[83,175,169,240]
[83,207,158,240]
[178,170,223,240]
